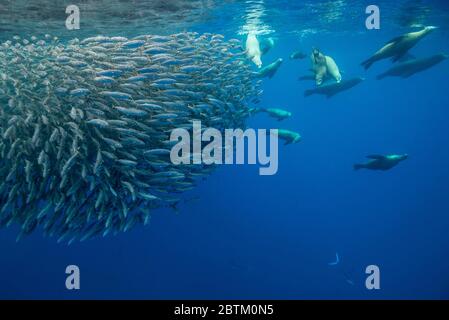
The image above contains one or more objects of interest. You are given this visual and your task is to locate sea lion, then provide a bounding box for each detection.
[304,77,364,98]
[257,58,283,79]
[377,53,448,79]
[276,129,301,145]
[361,26,438,69]
[260,108,292,121]
[245,33,262,68]
[353,154,408,171]
[311,48,342,86]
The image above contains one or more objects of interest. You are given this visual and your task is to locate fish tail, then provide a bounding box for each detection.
[376,73,387,80]
[353,164,364,170]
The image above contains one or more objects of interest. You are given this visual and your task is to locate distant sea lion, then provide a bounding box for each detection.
[260,108,292,121]
[361,26,438,69]
[377,53,448,79]
[275,129,301,145]
[353,154,408,171]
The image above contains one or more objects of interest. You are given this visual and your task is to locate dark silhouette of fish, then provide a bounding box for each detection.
[304,77,364,98]
[377,53,448,79]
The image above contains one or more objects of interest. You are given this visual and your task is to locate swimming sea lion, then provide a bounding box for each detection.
[361,26,438,70]
[276,129,301,145]
[377,53,448,79]
[260,108,292,121]
[353,154,408,171]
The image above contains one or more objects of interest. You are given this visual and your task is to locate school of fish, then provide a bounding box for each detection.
[0,32,261,243]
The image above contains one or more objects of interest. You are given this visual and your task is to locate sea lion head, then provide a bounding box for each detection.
[424,26,438,33]
[292,133,302,144]
[312,48,326,65]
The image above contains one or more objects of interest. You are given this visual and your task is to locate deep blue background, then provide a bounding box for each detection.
[1,1,449,299]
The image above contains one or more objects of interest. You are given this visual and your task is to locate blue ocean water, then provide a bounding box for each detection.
[0,0,449,299]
